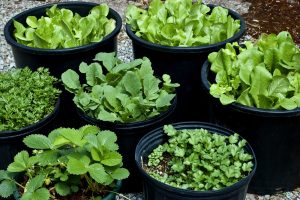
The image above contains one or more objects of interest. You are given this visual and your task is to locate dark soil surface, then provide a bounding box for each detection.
[243,0,300,44]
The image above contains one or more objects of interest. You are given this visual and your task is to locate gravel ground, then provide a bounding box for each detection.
[0,0,299,199]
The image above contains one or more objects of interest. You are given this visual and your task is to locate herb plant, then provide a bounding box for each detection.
[0,125,129,199]
[208,31,300,110]
[125,0,241,47]
[62,52,179,123]
[14,4,116,49]
[0,67,60,131]
[146,125,253,191]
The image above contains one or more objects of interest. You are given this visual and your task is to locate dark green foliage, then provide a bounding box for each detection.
[62,52,179,123]
[146,125,254,191]
[0,125,129,199]
[0,67,60,131]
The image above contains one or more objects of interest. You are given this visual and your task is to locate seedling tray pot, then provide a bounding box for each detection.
[126,4,246,122]
[0,98,60,170]
[135,121,256,200]
[201,60,300,195]
[77,96,177,193]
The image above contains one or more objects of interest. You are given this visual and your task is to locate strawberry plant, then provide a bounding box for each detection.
[208,31,300,110]
[126,0,241,47]
[0,67,60,131]
[145,125,254,191]
[0,125,129,199]
[13,4,116,49]
[62,52,179,123]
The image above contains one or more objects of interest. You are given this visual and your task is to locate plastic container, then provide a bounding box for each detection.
[201,60,300,195]
[0,99,60,170]
[4,1,122,78]
[126,4,246,122]
[77,97,177,193]
[13,180,122,200]
[135,121,256,200]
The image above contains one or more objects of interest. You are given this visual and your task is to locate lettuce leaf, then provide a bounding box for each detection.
[208,31,300,110]
[125,0,241,47]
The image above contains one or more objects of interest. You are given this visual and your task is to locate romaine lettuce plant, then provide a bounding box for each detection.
[0,125,129,199]
[125,0,241,47]
[62,52,179,123]
[0,67,60,131]
[146,125,253,191]
[208,31,300,110]
[13,4,116,49]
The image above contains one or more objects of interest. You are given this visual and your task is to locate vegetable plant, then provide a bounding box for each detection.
[145,125,253,191]
[0,67,60,131]
[13,4,116,49]
[62,52,179,123]
[208,31,300,110]
[125,0,241,47]
[0,125,129,199]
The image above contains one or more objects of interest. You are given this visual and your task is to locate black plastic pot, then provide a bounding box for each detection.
[126,5,246,122]
[135,121,256,200]
[0,98,60,170]
[201,60,300,195]
[4,1,122,78]
[77,97,177,193]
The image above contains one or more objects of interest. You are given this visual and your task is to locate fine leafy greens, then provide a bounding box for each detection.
[146,125,253,191]
[0,125,129,199]
[62,52,179,123]
[208,31,300,110]
[14,4,116,49]
[125,0,241,47]
[0,68,60,131]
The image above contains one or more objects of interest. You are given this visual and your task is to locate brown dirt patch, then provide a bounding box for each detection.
[243,0,300,44]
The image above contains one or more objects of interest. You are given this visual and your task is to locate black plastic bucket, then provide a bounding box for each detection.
[0,99,60,170]
[126,5,246,122]
[135,121,256,200]
[4,1,122,78]
[201,60,300,194]
[77,97,177,193]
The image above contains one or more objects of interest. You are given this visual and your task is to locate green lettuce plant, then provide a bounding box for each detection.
[0,125,129,199]
[146,125,253,191]
[0,67,60,131]
[208,31,300,110]
[62,52,179,123]
[125,0,241,47]
[14,4,116,49]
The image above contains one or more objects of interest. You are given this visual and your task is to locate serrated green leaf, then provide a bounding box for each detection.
[26,174,46,192]
[22,188,50,200]
[97,131,119,151]
[111,168,130,180]
[0,180,17,198]
[79,125,100,136]
[67,157,89,175]
[101,152,122,166]
[88,163,113,185]
[7,151,29,172]
[23,134,52,149]
[55,182,71,196]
